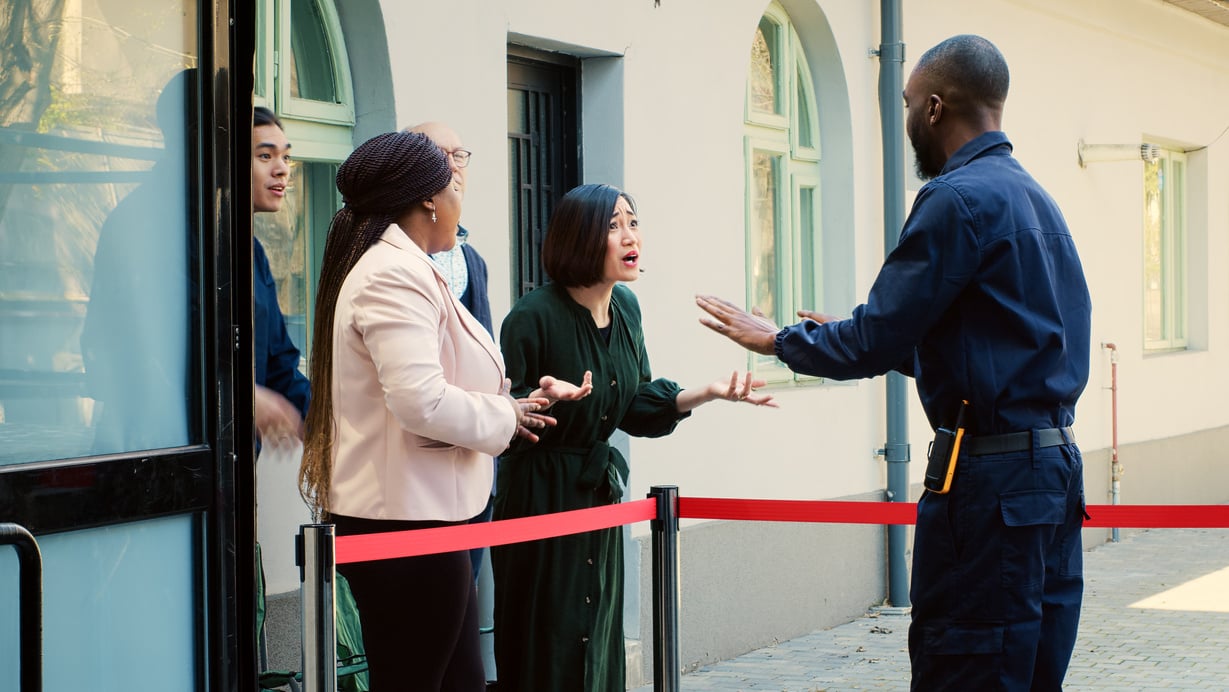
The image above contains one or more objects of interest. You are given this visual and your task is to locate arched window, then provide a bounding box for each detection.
[745,2,822,383]
[254,0,354,359]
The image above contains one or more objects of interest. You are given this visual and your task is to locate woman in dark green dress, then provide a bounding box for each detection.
[492,184,776,691]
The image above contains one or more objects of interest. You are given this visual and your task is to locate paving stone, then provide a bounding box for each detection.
[632,528,1229,692]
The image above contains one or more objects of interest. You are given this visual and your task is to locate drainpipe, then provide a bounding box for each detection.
[876,0,910,608]
[1102,343,1121,542]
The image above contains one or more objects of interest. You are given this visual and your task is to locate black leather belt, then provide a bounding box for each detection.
[963,427,1074,456]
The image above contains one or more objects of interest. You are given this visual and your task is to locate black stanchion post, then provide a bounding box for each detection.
[297,524,337,692]
[649,485,680,692]
[0,523,41,692]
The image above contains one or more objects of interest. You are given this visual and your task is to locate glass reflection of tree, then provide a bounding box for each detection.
[254,161,308,354]
[254,162,303,314]
[1143,159,1161,343]
[750,20,777,115]
[751,151,778,323]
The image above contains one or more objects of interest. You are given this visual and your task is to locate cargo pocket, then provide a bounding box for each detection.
[999,489,1066,588]
[924,621,1005,655]
[1060,493,1087,577]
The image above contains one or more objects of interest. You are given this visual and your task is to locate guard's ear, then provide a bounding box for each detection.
[928,95,943,125]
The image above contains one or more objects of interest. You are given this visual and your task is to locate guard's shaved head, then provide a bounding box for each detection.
[913,34,1010,112]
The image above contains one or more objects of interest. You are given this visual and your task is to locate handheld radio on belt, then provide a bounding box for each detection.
[924,399,968,494]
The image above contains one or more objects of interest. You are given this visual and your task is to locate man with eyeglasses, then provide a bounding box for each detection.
[406,121,495,580]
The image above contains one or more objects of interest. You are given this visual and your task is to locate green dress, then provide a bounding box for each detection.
[492,282,689,692]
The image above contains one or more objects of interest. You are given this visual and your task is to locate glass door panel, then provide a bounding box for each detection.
[0,0,203,463]
[0,0,236,690]
[0,515,199,691]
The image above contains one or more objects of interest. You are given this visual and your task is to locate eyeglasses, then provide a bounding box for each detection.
[449,148,472,168]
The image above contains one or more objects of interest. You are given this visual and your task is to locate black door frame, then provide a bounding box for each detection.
[0,2,257,689]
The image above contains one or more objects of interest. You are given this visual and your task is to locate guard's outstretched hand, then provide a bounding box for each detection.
[696,295,780,356]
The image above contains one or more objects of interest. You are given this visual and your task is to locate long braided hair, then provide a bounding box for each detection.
[299,131,453,517]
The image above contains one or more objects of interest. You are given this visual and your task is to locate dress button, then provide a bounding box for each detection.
[587,558,594,565]
[585,596,592,604]
[610,379,617,387]
[601,415,608,421]
[581,636,590,643]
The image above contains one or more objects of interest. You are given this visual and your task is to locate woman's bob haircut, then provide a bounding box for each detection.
[542,183,636,288]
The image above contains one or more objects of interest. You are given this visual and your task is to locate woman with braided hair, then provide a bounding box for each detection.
[299,131,587,690]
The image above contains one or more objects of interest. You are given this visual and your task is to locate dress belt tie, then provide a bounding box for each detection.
[963,427,1075,456]
[572,441,628,503]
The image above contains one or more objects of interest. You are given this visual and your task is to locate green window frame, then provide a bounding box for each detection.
[744,2,822,384]
[258,0,355,132]
[1143,147,1187,352]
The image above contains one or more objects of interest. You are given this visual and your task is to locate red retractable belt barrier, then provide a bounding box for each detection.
[333,497,1229,565]
[335,497,656,564]
[1081,504,1229,528]
[678,498,1229,529]
[679,498,918,525]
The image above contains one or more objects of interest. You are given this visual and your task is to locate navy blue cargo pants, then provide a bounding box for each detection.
[908,434,1085,691]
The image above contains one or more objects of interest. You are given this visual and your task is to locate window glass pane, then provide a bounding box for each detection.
[508,88,529,134]
[799,186,816,304]
[0,1,199,463]
[750,19,780,115]
[256,160,338,360]
[255,0,270,98]
[1143,158,1163,343]
[796,66,813,148]
[750,151,781,321]
[1170,158,1185,341]
[256,162,307,356]
[307,162,340,349]
[0,515,197,690]
[289,0,339,102]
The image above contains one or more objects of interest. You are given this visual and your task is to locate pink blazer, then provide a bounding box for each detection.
[328,225,516,521]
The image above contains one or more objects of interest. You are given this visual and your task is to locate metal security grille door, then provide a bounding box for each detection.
[507,50,579,297]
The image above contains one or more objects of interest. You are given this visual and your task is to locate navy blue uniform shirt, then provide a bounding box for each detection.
[775,131,1090,435]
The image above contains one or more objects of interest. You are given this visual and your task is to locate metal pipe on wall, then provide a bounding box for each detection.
[877,0,911,609]
[1102,343,1122,542]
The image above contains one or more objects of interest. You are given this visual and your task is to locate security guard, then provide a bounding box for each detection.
[696,34,1091,691]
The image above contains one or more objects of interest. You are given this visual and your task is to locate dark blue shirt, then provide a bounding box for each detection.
[457,231,493,337]
[254,238,311,418]
[775,131,1090,435]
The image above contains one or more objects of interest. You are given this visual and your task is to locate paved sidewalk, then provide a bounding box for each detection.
[632,527,1229,691]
